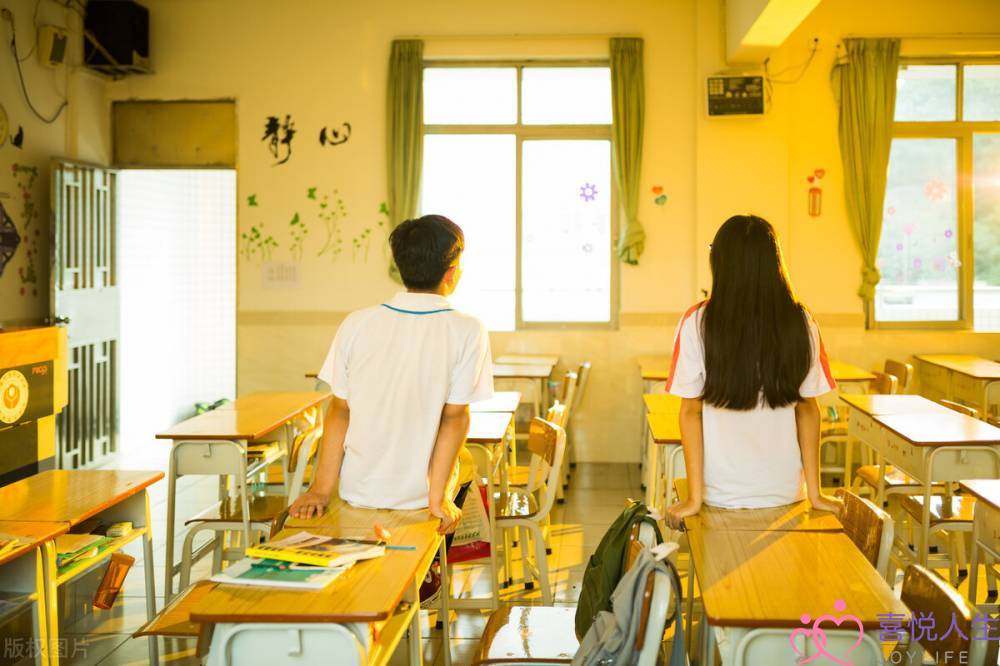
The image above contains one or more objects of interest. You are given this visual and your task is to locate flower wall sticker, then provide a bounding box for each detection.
[651,185,667,206]
[0,203,20,278]
[924,179,948,201]
[579,183,597,202]
[12,164,39,296]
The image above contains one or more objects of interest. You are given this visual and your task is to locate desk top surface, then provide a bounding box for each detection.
[646,412,681,444]
[189,499,441,624]
[0,520,70,567]
[839,394,954,417]
[156,391,331,441]
[495,354,559,367]
[470,391,522,413]
[492,363,554,379]
[828,360,876,382]
[0,470,163,526]
[876,411,1000,446]
[959,479,1000,511]
[643,393,682,414]
[467,411,515,443]
[638,355,671,381]
[687,527,908,628]
[674,480,842,533]
[917,354,1000,380]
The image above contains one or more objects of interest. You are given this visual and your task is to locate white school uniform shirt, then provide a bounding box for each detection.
[666,302,836,509]
[318,291,494,510]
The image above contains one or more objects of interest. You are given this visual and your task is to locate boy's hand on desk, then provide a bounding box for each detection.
[289,491,330,519]
[665,498,701,531]
[430,498,462,535]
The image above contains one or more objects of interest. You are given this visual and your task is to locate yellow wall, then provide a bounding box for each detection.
[0,0,109,323]
[12,0,997,461]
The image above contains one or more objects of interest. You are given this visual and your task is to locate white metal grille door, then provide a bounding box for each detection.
[50,162,119,468]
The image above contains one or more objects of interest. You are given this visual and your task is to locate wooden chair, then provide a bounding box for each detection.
[939,399,978,418]
[177,423,323,591]
[495,416,567,604]
[555,370,578,502]
[884,359,914,393]
[564,361,591,478]
[205,624,365,666]
[835,489,895,580]
[892,564,995,666]
[472,521,675,666]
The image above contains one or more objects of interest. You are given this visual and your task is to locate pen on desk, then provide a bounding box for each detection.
[385,544,416,551]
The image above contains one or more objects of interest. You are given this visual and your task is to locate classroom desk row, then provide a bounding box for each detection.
[142,389,521,665]
[840,393,1000,567]
[916,354,1000,422]
[0,470,163,666]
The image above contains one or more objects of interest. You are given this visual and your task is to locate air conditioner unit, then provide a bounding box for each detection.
[83,0,150,76]
[706,74,766,117]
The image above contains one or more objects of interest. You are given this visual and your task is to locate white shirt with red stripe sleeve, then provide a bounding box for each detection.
[665,302,836,509]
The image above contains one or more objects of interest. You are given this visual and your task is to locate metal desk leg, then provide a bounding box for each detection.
[438,540,451,666]
[918,481,933,567]
[143,492,159,665]
[407,575,423,666]
[970,507,982,607]
[645,442,660,508]
[41,542,57,666]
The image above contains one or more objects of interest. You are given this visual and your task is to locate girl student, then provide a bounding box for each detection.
[665,214,843,531]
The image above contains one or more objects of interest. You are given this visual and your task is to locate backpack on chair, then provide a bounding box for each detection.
[575,500,663,639]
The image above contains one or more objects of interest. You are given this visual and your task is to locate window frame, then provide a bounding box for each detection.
[421,59,620,331]
[869,58,1000,330]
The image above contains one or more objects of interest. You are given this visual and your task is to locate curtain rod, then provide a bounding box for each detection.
[396,33,636,41]
[842,33,1000,39]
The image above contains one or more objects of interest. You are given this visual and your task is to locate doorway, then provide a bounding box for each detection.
[116,169,236,466]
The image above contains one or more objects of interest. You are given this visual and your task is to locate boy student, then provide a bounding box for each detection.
[289,214,493,539]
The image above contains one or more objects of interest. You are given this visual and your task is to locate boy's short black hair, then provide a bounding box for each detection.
[389,214,465,290]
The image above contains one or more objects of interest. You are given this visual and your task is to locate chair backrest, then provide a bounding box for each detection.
[560,371,578,418]
[622,519,659,570]
[572,362,591,414]
[172,440,247,478]
[837,490,894,579]
[938,399,979,419]
[898,564,988,666]
[287,425,322,502]
[734,628,884,666]
[525,416,566,520]
[883,359,914,393]
[869,371,898,395]
[635,567,674,665]
[523,403,567,493]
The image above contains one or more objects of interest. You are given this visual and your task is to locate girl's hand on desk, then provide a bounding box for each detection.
[430,498,462,535]
[665,497,701,531]
[289,491,330,519]
[809,493,844,516]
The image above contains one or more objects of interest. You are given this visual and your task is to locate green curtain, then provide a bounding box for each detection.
[610,37,646,265]
[832,38,900,301]
[386,40,424,282]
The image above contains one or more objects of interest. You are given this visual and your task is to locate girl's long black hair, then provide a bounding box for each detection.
[702,215,812,410]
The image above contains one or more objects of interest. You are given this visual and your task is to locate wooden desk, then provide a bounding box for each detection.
[192,498,443,666]
[828,360,875,384]
[156,391,330,441]
[643,393,681,414]
[470,391,521,413]
[916,354,1000,420]
[0,521,68,665]
[839,393,954,417]
[492,363,554,418]
[638,355,671,384]
[959,479,1000,608]
[156,391,331,602]
[688,528,907,629]
[0,470,163,666]
[844,396,1000,566]
[495,353,559,367]
[673,479,842,533]
[644,412,682,509]
[637,356,671,488]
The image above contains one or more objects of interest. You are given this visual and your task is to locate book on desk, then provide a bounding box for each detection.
[246,531,385,568]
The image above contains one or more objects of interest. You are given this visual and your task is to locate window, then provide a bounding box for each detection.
[873,62,1000,330]
[420,64,615,331]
